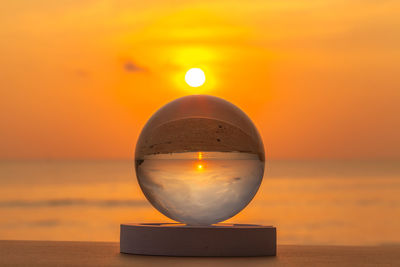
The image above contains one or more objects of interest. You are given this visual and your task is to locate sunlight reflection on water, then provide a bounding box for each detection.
[0,160,399,245]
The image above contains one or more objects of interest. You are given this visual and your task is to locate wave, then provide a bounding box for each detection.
[0,199,149,207]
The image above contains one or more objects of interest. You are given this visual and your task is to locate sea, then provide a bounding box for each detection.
[0,159,399,246]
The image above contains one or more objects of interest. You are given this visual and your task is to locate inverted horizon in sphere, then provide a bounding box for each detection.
[135,95,265,225]
[136,151,264,225]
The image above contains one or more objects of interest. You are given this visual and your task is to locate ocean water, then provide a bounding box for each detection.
[0,160,399,245]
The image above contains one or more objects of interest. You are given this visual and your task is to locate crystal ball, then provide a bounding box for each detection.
[135,95,265,225]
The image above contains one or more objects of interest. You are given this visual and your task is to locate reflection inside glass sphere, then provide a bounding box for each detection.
[136,151,263,225]
[135,95,265,225]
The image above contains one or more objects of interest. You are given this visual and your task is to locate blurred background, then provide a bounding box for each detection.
[1,0,399,245]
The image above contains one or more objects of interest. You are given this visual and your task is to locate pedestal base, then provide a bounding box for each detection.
[120,223,276,256]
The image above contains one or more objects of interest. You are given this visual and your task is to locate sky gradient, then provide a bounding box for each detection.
[1,0,399,159]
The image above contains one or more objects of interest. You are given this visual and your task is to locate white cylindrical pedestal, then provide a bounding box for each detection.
[120,223,276,256]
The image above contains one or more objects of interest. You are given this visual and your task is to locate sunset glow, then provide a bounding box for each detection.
[0,1,399,160]
[197,152,204,170]
[197,164,203,170]
[1,0,399,251]
[185,68,206,87]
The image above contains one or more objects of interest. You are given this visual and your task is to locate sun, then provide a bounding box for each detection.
[185,68,205,87]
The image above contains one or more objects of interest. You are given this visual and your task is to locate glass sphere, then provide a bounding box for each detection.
[135,95,265,225]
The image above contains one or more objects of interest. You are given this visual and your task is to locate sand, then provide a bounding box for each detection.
[136,118,264,160]
[1,240,399,266]
[135,95,265,160]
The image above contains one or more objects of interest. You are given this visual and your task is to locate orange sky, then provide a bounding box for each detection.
[1,0,399,160]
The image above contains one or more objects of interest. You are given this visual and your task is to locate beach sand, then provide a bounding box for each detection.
[135,95,265,160]
[136,117,264,160]
[1,240,399,266]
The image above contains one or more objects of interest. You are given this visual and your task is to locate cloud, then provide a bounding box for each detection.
[74,69,90,77]
[123,60,147,72]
